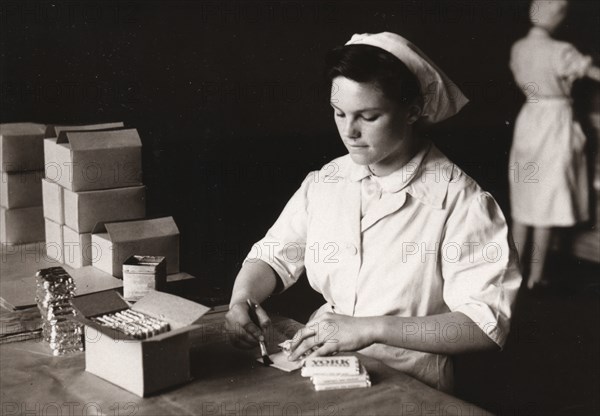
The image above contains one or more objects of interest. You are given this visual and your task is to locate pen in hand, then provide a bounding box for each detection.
[246,299,273,366]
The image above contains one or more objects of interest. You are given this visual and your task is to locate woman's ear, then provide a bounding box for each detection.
[406,104,422,125]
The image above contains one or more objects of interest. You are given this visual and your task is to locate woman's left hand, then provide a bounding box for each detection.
[287,313,376,361]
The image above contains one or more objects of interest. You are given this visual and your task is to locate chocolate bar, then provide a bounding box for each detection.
[35,267,83,356]
[92,309,170,340]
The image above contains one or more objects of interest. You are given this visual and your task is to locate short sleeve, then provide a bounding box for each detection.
[441,191,522,348]
[243,172,314,291]
[554,44,592,82]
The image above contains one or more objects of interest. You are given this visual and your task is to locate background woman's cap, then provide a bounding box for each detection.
[345,32,468,124]
[529,0,568,29]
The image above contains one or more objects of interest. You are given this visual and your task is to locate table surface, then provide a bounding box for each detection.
[0,244,491,416]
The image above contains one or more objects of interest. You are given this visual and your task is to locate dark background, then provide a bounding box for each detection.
[2,1,600,414]
[1,0,598,288]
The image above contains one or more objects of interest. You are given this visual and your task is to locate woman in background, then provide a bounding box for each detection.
[226,32,521,392]
[509,0,600,289]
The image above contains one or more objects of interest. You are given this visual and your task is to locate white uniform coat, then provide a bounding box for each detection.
[509,27,592,226]
[246,143,521,392]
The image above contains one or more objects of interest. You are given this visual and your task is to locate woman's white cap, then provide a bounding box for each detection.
[345,32,468,124]
[529,0,568,28]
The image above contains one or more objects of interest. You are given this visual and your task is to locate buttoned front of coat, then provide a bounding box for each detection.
[246,143,522,391]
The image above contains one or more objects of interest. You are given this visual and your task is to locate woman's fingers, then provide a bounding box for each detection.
[288,326,322,361]
[287,315,346,360]
[288,337,320,361]
[225,315,258,347]
[308,341,337,358]
[289,326,316,351]
[290,315,337,348]
[242,321,263,342]
[254,304,271,332]
[225,302,267,347]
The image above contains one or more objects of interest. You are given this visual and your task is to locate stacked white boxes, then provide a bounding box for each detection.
[42,123,146,268]
[0,123,47,244]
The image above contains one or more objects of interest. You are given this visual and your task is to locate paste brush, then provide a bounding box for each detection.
[246,299,273,366]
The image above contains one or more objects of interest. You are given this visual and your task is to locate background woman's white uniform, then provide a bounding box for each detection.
[510,27,592,226]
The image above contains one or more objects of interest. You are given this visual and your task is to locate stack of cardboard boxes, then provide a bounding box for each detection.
[42,123,147,268]
[0,123,47,244]
[4,122,201,397]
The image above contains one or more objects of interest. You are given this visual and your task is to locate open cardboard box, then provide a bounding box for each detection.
[71,290,211,397]
[122,255,167,301]
[64,185,145,233]
[0,122,46,172]
[91,217,180,278]
[44,127,142,192]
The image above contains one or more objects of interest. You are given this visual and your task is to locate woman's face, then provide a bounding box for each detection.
[530,0,568,33]
[330,76,418,176]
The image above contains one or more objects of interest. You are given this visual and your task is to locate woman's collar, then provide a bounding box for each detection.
[347,142,452,209]
[529,26,551,37]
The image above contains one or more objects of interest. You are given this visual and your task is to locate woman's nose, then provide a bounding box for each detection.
[342,119,360,139]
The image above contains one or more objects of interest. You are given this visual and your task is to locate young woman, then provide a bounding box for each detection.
[225,32,521,392]
[509,0,600,289]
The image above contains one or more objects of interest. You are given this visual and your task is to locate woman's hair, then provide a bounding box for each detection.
[325,44,422,107]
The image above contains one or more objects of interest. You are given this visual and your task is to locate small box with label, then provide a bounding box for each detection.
[122,255,167,301]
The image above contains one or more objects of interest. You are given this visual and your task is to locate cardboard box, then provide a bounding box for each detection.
[45,122,125,139]
[44,128,142,192]
[122,255,167,301]
[91,217,180,278]
[71,290,211,397]
[64,185,145,233]
[1,170,44,208]
[63,225,93,269]
[44,218,63,263]
[0,123,46,172]
[41,178,64,224]
[0,206,45,244]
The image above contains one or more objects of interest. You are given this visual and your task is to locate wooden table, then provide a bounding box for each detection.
[0,245,492,416]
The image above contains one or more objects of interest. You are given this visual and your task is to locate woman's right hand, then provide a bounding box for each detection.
[225,300,271,349]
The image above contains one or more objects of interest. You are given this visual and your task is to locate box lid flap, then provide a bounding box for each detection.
[71,290,130,317]
[97,217,179,242]
[57,128,141,150]
[0,122,46,137]
[132,290,211,326]
[46,122,124,139]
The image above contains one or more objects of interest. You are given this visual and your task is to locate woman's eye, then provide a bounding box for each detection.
[362,115,379,121]
[335,113,345,118]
